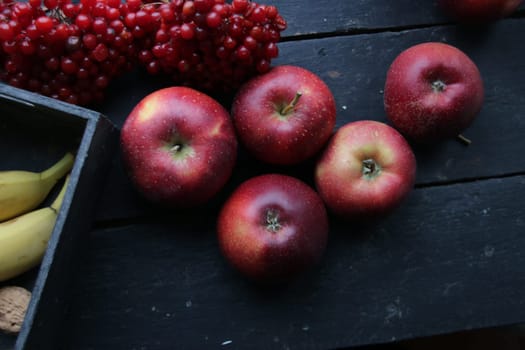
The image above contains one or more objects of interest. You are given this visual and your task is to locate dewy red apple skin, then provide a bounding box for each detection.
[217,174,329,284]
[384,42,484,144]
[315,120,416,219]
[231,65,337,165]
[439,0,523,23]
[120,86,238,208]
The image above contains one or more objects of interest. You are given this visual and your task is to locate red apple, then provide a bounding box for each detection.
[384,42,484,143]
[231,65,337,165]
[217,174,329,283]
[120,86,237,207]
[315,120,416,219]
[439,0,523,23]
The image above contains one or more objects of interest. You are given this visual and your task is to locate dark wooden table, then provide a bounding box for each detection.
[55,1,525,349]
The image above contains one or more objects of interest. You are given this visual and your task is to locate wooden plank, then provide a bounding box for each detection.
[94,18,525,221]
[267,0,524,37]
[62,174,525,349]
[272,19,525,186]
[274,0,446,37]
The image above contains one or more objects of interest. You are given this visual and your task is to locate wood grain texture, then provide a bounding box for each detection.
[62,175,525,349]
[94,18,525,221]
[265,0,524,38]
[268,0,444,37]
[272,19,525,186]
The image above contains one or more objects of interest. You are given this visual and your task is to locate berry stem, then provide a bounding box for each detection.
[456,134,472,146]
[280,92,302,115]
[140,0,169,9]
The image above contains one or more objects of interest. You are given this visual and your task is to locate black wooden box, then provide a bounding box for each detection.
[0,84,117,350]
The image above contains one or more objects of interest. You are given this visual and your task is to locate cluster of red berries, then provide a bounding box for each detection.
[0,0,287,106]
[0,0,136,105]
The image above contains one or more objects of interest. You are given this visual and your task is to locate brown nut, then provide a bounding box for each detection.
[0,286,32,334]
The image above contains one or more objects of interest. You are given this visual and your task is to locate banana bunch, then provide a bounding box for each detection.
[0,154,74,282]
[0,153,74,221]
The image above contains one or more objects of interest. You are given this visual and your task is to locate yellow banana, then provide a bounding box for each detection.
[0,176,69,282]
[0,153,74,222]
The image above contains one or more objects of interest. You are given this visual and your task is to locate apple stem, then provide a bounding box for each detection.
[362,159,376,175]
[456,134,472,146]
[362,158,382,179]
[280,92,302,115]
[265,209,282,233]
[432,80,446,93]
[170,144,182,153]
